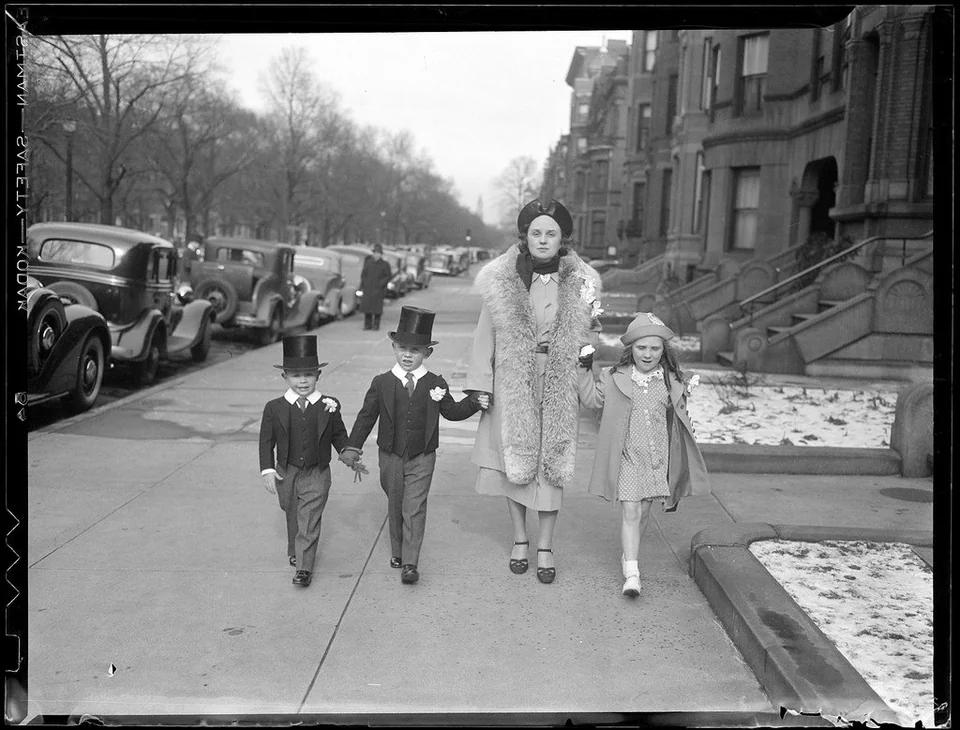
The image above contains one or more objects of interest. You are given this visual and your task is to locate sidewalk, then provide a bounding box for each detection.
[23,274,932,723]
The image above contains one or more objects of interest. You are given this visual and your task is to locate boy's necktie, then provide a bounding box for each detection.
[405,373,415,396]
[297,396,307,412]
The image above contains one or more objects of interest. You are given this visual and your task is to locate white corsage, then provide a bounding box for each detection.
[429,387,446,402]
[579,275,604,318]
[321,397,339,413]
[579,345,595,357]
[685,374,701,394]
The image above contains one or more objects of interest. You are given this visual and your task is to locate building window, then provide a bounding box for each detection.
[737,33,768,115]
[635,104,651,152]
[700,37,713,110]
[643,31,658,72]
[577,137,587,153]
[632,182,645,224]
[592,160,609,191]
[833,17,851,92]
[731,167,761,250]
[578,102,590,120]
[693,152,706,233]
[810,28,824,101]
[665,74,679,134]
[709,45,722,119]
[659,168,672,238]
[679,46,688,115]
[590,211,606,249]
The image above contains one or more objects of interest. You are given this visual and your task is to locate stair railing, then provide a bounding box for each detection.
[738,230,933,322]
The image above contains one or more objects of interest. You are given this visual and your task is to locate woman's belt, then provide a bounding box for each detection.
[534,344,549,354]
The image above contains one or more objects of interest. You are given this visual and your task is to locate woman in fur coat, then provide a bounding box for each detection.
[465,199,601,584]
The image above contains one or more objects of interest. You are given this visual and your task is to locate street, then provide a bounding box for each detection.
[25,266,771,720]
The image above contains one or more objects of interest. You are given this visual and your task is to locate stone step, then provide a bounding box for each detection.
[790,312,818,324]
[817,299,844,312]
[700,443,901,475]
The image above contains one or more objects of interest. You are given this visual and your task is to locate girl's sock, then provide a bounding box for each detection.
[622,558,640,578]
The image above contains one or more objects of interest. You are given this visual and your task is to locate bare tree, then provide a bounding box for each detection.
[494,156,541,229]
[26,34,205,225]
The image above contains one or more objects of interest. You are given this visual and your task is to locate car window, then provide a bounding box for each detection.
[39,239,115,269]
[428,253,449,266]
[216,248,264,267]
[147,248,177,282]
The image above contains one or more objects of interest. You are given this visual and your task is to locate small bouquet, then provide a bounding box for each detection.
[685,373,701,395]
[429,387,446,402]
[321,397,339,413]
[579,276,604,319]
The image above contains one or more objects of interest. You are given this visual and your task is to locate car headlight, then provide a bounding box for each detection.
[176,283,194,304]
[357,290,364,297]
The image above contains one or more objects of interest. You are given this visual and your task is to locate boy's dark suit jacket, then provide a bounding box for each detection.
[347,372,478,454]
[259,395,349,477]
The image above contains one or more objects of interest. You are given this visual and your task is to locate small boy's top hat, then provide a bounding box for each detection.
[274,334,328,370]
[620,312,676,345]
[389,306,438,347]
[517,199,573,238]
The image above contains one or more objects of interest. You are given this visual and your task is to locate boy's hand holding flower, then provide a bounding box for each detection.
[429,386,446,402]
[339,448,361,469]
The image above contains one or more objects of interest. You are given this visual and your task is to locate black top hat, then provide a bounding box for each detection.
[273,334,328,370]
[372,243,383,253]
[517,199,573,238]
[389,306,438,347]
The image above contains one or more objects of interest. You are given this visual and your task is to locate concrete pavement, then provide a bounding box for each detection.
[23,267,932,723]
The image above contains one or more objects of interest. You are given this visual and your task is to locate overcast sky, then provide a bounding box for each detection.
[215,31,632,226]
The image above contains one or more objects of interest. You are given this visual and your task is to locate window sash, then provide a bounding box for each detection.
[741,34,768,76]
[700,38,712,109]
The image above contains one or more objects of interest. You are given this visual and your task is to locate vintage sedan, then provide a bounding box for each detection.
[26,222,215,386]
[25,275,110,412]
[190,237,324,345]
[403,252,431,289]
[290,246,356,320]
[425,249,458,276]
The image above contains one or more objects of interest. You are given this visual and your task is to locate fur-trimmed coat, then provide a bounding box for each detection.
[466,246,601,488]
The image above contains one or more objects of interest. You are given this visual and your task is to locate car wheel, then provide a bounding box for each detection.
[69,334,105,412]
[47,281,99,311]
[190,319,212,362]
[29,298,67,373]
[194,278,239,324]
[134,330,162,387]
[339,295,352,318]
[257,308,282,346]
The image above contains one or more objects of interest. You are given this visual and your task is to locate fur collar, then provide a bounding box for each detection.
[476,246,599,487]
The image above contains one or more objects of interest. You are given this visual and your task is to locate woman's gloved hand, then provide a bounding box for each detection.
[578,344,595,370]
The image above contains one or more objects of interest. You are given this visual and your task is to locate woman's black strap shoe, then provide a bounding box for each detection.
[536,548,556,584]
[509,541,529,574]
[390,556,402,569]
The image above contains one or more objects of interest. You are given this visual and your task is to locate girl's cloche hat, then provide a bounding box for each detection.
[517,198,573,238]
[621,312,676,345]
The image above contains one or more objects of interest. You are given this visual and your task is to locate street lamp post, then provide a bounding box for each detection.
[62,120,77,221]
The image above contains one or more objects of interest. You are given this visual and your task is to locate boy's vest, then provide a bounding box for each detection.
[287,401,321,469]
[392,378,429,457]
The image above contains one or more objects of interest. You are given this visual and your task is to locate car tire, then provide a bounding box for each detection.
[194,278,239,324]
[134,330,162,387]
[47,281,99,311]
[257,308,282,346]
[68,334,105,412]
[190,319,212,362]
[29,297,67,373]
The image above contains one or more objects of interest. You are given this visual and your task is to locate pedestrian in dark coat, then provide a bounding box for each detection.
[359,244,393,330]
[339,306,484,584]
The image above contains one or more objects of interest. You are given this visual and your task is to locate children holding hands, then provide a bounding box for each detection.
[339,306,485,585]
[587,312,710,598]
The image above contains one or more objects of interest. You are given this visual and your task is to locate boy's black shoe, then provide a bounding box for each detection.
[292,570,312,587]
[400,565,419,584]
[390,557,402,569]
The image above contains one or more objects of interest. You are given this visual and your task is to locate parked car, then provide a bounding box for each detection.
[403,252,431,289]
[25,275,111,412]
[290,246,354,321]
[26,222,215,386]
[383,248,416,294]
[324,246,366,314]
[425,249,458,276]
[331,244,408,298]
[190,237,324,345]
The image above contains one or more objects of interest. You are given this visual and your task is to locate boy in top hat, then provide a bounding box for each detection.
[260,334,353,587]
[339,306,486,584]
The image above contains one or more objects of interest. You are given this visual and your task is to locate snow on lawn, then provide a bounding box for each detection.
[750,540,934,727]
[685,374,899,449]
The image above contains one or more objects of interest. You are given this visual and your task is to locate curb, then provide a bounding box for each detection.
[699,444,901,475]
[689,523,932,725]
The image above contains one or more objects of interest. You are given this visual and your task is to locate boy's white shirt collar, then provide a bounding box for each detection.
[391,363,429,383]
[283,389,322,405]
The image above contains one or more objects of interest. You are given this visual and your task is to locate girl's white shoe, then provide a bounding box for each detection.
[622,574,641,597]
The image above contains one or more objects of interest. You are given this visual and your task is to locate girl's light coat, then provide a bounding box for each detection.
[586,366,710,509]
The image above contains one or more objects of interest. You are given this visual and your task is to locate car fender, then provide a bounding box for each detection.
[256,293,284,323]
[297,290,324,319]
[33,316,109,395]
[171,299,214,346]
[112,310,166,362]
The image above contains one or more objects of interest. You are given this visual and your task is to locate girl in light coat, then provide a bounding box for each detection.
[587,312,710,597]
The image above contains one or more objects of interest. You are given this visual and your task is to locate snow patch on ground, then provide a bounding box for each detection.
[750,540,934,727]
